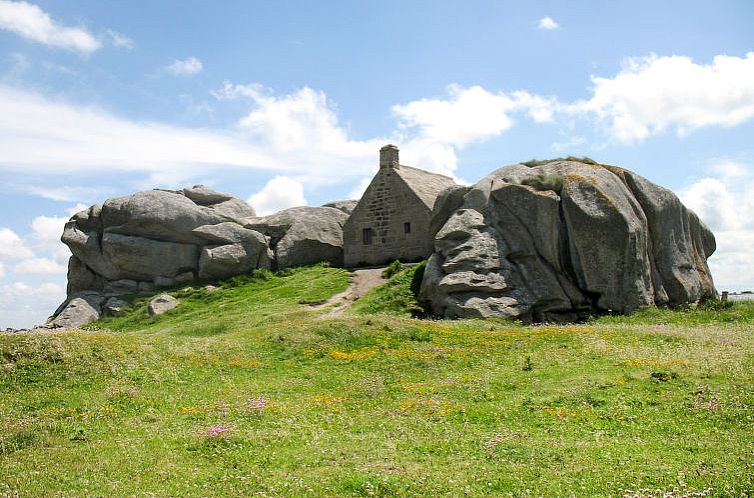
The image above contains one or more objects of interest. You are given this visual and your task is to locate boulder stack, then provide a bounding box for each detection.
[53,186,272,327]
[420,161,717,322]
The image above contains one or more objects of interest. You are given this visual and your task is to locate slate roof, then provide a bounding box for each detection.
[394,165,457,210]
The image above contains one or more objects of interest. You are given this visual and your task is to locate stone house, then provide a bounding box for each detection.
[343,145,457,267]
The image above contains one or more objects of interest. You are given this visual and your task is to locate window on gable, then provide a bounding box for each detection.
[362,228,373,245]
[403,222,411,234]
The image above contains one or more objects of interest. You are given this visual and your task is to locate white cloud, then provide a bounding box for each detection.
[247,176,307,216]
[348,177,372,200]
[680,161,754,291]
[66,203,88,216]
[20,185,113,203]
[31,215,67,245]
[167,56,203,76]
[0,208,72,328]
[0,281,65,329]
[0,262,4,279]
[0,227,34,259]
[390,85,558,176]
[0,84,271,176]
[572,53,754,142]
[393,85,518,147]
[0,81,543,194]
[537,16,559,30]
[0,281,62,296]
[0,83,389,187]
[215,83,382,181]
[14,257,66,274]
[106,29,134,49]
[0,0,100,53]
[393,85,557,148]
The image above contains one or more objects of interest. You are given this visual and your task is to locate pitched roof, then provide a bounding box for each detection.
[394,165,457,210]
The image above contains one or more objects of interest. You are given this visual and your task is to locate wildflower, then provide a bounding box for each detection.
[244,397,268,412]
[202,424,232,438]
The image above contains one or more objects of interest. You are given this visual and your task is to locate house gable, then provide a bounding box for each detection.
[342,145,456,267]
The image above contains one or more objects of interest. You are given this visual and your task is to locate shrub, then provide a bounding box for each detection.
[521,173,564,193]
[382,260,405,279]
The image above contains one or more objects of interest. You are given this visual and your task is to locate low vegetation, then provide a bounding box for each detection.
[352,262,426,317]
[1,265,752,496]
[522,156,599,167]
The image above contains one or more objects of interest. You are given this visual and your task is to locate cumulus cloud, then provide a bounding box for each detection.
[30,215,67,245]
[247,176,307,216]
[0,281,65,328]
[393,85,518,147]
[13,257,66,274]
[393,85,556,148]
[0,262,4,279]
[0,0,101,53]
[0,83,388,187]
[680,161,754,291]
[537,16,559,30]
[215,83,382,181]
[167,56,203,76]
[106,29,134,49]
[0,227,34,259]
[572,53,754,142]
[0,211,72,328]
[390,85,558,176]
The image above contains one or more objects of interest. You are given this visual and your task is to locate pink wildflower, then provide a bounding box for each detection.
[202,424,232,438]
[244,397,268,412]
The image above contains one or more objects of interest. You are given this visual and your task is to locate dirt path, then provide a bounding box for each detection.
[312,267,386,317]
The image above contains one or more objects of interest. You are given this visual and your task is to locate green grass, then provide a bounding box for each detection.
[1,265,753,496]
[350,262,426,317]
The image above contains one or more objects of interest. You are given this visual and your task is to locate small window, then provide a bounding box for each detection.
[362,228,373,245]
[403,222,411,234]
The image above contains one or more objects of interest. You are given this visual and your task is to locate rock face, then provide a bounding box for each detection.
[103,297,130,317]
[322,200,358,215]
[420,161,717,322]
[52,185,268,327]
[52,185,351,327]
[50,292,104,328]
[242,206,349,269]
[148,294,179,316]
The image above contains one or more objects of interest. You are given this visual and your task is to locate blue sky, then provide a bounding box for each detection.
[1,0,753,328]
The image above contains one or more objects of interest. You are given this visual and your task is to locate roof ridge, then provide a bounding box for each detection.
[397,164,455,181]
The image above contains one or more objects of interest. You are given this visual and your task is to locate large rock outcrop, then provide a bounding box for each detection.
[420,161,716,322]
[242,206,349,269]
[53,186,271,327]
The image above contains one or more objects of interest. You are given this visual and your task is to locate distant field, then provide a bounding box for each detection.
[1,265,752,497]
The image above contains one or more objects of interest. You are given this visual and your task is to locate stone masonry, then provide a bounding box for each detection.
[343,145,457,267]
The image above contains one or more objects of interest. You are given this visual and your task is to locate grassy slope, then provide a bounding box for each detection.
[349,263,425,317]
[1,266,753,497]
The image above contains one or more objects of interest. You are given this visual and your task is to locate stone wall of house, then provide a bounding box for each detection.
[343,166,433,267]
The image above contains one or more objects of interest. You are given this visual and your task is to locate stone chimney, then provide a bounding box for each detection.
[379,144,400,169]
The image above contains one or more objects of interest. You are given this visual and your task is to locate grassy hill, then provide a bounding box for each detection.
[1,265,753,496]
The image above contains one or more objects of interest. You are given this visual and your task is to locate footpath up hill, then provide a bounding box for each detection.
[1,265,753,496]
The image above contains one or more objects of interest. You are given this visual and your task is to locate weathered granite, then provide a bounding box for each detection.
[148,294,179,316]
[54,187,266,327]
[420,160,717,322]
[243,206,348,268]
[50,291,105,328]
